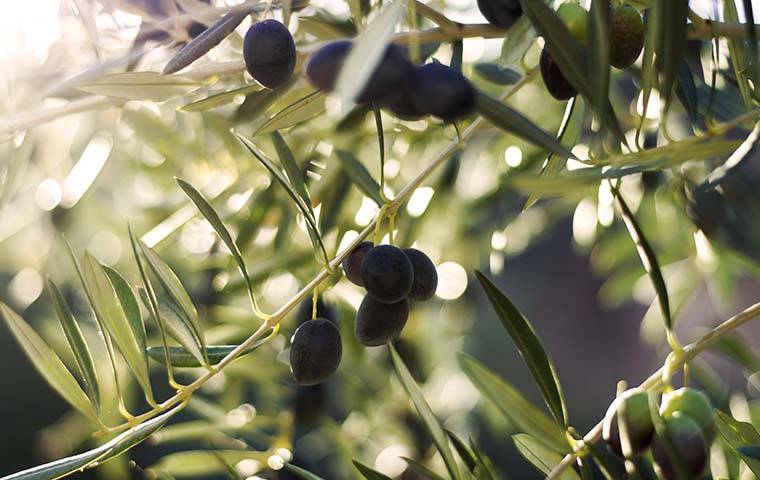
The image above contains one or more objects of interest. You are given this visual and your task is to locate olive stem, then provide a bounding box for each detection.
[546,300,760,480]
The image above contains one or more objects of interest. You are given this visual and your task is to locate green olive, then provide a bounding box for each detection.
[556,3,588,43]
[652,412,709,480]
[660,388,716,442]
[602,388,655,458]
[610,5,645,68]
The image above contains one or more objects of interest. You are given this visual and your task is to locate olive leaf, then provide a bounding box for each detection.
[73,72,202,101]
[513,434,580,480]
[138,288,205,367]
[163,7,251,75]
[723,0,754,108]
[47,278,100,412]
[400,458,446,480]
[282,464,326,480]
[254,90,327,136]
[389,344,462,480]
[2,406,180,480]
[181,84,264,112]
[270,132,312,214]
[475,271,568,430]
[458,354,567,452]
[716,411,760,478]
[499,15,535,67]
[676,60,699,126]
[335,149,384,206]
[613,188,671,330]
[352,460,392,480]
[0,303,99,424]
[656,0,689,110]
[82,253,154,401]
[473,64,522,85]
[742,0,760,93]
[446,430,477,473]
[588,0,611,125]
[469,441,499,480]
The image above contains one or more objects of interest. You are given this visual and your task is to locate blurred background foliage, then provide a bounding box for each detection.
[2,0,760,478]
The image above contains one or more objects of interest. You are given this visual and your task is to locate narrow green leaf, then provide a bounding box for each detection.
[475,91,575,160]
[209,448,244,480]
[2,406,179,480]
[469,441,499,480]
[400,458,446,480]
[47,279,100,411]
[446,430,477,473]
[82,253,153,399]
[335,149,384,205]
[73,72,201,101]
[176,178,260,315]
[458,354,567,452]
[254,90,327,136]
[636,7,659,140]
[499,16,536,67]
[724,0,754,108]
[389,344,461,480]
[586,443,623,480]
[138,241,206,355]
[334,0,405,110]
[373,106,385,191]
[163,8,251,75]
[513,434,580,480]
[103,267,148,364]
[146,331,274,368]
[474,64,522,85]
[352,460,392,480]
[613,189,671,330]
[282,464,326,480]
[270,132,313,215]
[138,288,205,367]
[657,0,689,109]
[588,0,611,125]
[181,84,264,112]
[742,0,760,92]
[0,303,98,424]
[675,60,699,125]
[524,96,586,211]
[738,446,760,459]
[716,411,760,477]
[475,271,568,429]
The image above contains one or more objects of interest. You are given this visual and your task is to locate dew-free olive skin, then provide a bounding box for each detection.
[243,20,296,89]
[610,5,645,69]
[660,387,716,442]
[360,245,414,304]
[476,0,522,30]
[342,241,374,287]
[403,248,438,301]
[305,41,414,103]
[289,318,342,385]
[355,295,410,346]
[602,388,655,458]
[411,63,476,121]
[652,413,709,480]
[540,48,576,100]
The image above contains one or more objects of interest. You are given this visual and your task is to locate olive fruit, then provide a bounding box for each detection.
[556,2,588,44]
[292,384,327,426]
[289,318,342,385]
[602,388,655,458]
[411,63,476,121]
[652,413,709,480]
[660,388,716,442]
[476,0,522,30]
[540,48,576,100]
[403,248,438,301]
[295,297,339,325]
[380,73,429,120]
[305,41,414,103]
[610,5,645,68]
[342,241,374,287]
[360,245,414,303]
[243,20,296,89]
[355,295,410,346]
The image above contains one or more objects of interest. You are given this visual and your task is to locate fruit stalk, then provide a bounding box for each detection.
[546,300,760,479]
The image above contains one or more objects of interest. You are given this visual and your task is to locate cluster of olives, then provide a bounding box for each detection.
[539,3,645,100]
[344,242,438,345]
[602,387,715,479]
[243,19,297,89]
[306,41,475,121]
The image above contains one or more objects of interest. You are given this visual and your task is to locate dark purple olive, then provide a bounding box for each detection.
[539,47,576,100]
[243,20,296,89]
[355,295,409,346]
[403,248,438,301]
[477,0,523,30]
[342,241,374,287]
[412,63,476,120]
[289,318,342,385]
[360,245,414,303]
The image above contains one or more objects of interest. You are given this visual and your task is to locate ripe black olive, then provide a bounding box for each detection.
[539,47,576,100]
[289,318,342,385]
[476,0,522,30]
[403,248,438,301]
[360,245,414,303]
[652,413,709,480]
[355,295,410,346]
[243,20,296,89]
[411,63,476,121]
[342,241,374,287]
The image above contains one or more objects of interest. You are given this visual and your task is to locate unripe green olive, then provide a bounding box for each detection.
[556,3,588,44]
[610,5,645,69]
[660,387,716,442]
[602,388,655,458]
[652,412,709,480]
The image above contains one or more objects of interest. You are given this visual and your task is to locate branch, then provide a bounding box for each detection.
[545,300,760,479]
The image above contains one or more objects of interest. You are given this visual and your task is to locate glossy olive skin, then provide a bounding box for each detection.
[610,5,645,68]
[355,296,410,346]
[652,413,709,480]
[295,297,339,326]
[289,318,342,385]
[602,388,655,458]
[305,41,414,103]
[539,48,576,100]
[360,245,414,303]
[342,241,374,287]
[412,63,476,121]
[243,20,296,89]
[403,248,438,301]
[476,0,522,30]
[380,72,429,120]
[660,388,716,442]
